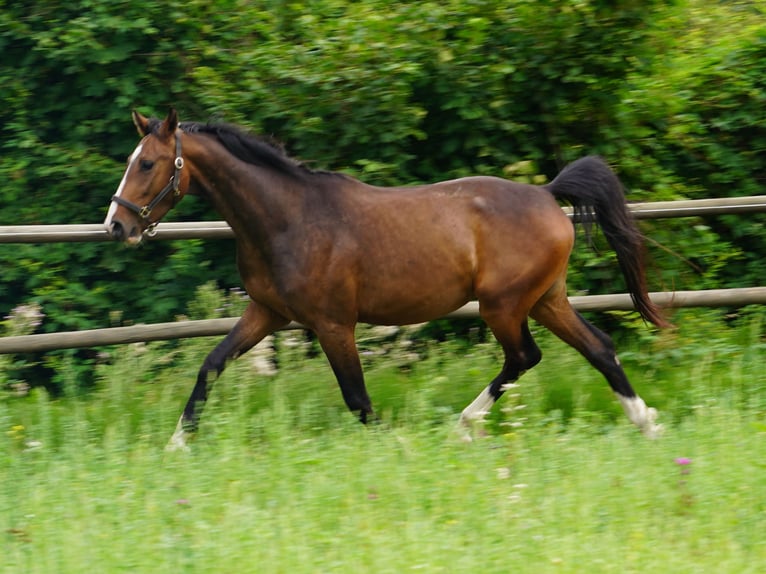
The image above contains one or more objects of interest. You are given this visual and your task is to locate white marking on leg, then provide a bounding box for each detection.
[249,335,278,376]
[104,142,143,229]
[459,385,496,428]
[617,394,663,438]
[165,415,191,452]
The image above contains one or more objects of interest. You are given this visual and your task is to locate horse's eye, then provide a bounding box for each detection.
[140,159,155,171]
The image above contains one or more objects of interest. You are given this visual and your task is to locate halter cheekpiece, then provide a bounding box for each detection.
[111,133,184,229]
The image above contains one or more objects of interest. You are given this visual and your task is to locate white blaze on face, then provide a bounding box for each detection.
[104,142,144,229]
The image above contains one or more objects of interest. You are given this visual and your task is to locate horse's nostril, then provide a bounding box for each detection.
[109,221,125,241]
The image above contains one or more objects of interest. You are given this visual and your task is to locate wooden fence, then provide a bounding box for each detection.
[1,288,765,354]
[2,195,765,243]
[1,195,765,353]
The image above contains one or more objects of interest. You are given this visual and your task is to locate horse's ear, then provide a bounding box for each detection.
[132,110,151,137]
[159,107,179,138]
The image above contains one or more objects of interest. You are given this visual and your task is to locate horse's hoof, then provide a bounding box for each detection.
[165,430,192,453]
[641,407,664,439]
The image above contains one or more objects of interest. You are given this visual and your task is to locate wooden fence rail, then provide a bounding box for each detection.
[1,288,765,354]
[2,195,765,243]
[1,195,764,354]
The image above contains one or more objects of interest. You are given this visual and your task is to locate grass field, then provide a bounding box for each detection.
[1,308,764,573]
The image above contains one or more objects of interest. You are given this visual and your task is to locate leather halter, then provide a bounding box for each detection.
[110,133,184,229]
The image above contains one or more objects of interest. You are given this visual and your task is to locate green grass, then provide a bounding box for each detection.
[1,309,765,573]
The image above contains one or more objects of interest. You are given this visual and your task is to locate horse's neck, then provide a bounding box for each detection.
[187,137,302,240]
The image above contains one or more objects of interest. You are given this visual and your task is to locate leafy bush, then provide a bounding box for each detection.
[1,0,764,387]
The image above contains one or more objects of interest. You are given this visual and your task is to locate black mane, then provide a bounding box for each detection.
[143,118,340,180]
[180,121,322,180]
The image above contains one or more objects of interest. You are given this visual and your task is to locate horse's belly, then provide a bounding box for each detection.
[356,269,472,326]
[358,299,469,326]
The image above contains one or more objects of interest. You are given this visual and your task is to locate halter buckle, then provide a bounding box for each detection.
[175,157,184,170]
[138,205,151,219]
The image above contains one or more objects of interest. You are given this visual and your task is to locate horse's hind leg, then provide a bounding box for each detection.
[531,282,662,437]
[460,303,542,432]
[167,301,289,451]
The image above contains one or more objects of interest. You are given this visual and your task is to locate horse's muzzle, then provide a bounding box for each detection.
[105,220,143,245]
[106,220,124,242]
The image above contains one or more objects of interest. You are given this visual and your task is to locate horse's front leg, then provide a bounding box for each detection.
[167,301,289,451]
[314,322,373,423]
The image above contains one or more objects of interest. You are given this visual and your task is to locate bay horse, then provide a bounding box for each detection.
[104,108,669,449]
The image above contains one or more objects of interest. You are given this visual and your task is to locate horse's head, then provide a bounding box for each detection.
[104,108,188,245]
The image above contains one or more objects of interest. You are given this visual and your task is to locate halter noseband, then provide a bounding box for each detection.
[111,133,184,230]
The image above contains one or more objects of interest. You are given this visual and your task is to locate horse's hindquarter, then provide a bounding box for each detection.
[350,177,571,325]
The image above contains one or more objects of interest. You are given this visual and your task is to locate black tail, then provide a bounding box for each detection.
[545,156,670,328]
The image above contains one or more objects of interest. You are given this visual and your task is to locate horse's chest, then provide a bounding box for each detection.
[236,245,314,321]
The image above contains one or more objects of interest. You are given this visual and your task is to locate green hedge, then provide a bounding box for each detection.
[1,0,764,388]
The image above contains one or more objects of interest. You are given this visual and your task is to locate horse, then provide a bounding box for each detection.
[104,108,670,449]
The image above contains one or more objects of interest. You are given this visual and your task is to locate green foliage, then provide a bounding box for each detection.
[1,0,764,386]
[613,1,766,287]
[0,0,242,339]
